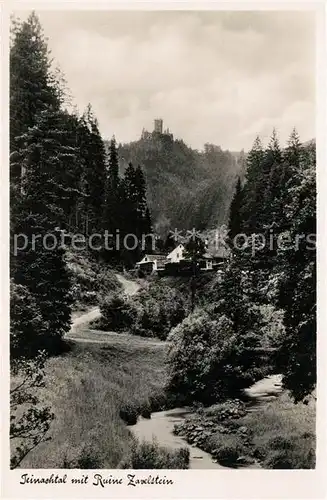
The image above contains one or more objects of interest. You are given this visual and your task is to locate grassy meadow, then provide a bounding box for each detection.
[18,328,168,468]
[242,391,316,468]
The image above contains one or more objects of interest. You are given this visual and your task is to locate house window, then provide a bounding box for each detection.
[145,257,147,261]
[177,253,179,258]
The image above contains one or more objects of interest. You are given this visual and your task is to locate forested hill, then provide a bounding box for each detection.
[105,132,246,233]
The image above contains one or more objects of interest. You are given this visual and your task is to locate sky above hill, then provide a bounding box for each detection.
[15,10,315,151]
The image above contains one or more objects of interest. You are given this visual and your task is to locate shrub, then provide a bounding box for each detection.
[267,435,294,451]
[166,311,262,404]
[62,446,103,468]
[100,293,137,332]
[148,390,171,412]
[259,434,316,469]
[214,446,240,466]
[121,440,190,469]
[119,403,139,425]
[131,283,187,340]
[206,432,245,466]
[10,352,54,468]
[77,448,103,469]
[10,281,47,358]
[204,400,246,421]
[66,250,121,307]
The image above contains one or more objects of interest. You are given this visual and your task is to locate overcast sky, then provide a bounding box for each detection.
[16,10,315,151]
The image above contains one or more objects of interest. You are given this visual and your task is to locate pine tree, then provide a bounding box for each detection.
[119,162,153,265]
[103,136,122,262]
[14,110,81,225]
[228,177,243,242]
[12,109,74,352]
[120,162,141,266]
[78,106,107,234]
[104,136,120,229]
[108,136,120,188]
[284,127,302,170]
[10,12,61,190]
[260,129,283,227]
[241,136,264,233]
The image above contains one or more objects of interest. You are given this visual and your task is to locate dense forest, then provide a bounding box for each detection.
[117,135,246,232]
[10,12,316,471]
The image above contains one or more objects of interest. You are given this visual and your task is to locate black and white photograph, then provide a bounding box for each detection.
[4,2,322,493]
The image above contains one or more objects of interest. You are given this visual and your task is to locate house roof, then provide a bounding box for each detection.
[167,244,185,257]
[137,254,167,264]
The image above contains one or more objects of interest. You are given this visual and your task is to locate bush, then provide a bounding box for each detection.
[121,440,190,469]
[214,446,240,466]
[10,352,54,468]
[259,434,316,469]
[119,402,139,426]
[131,283,187,340]
[100,293,137,332]
[166,311,261,404]
[204,400,246,421]
[66,250,121,307]
[206,432,245,466]
[10,281,47,357]
[62,446,103,468]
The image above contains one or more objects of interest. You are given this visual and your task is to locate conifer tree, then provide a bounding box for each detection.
[103,136,121,261]
[12,109,74,351]
[104,136,120,228]
[10,12,61,190]
[13,110,81,225]
[241,136,264,233]
[228,176,243,242]
[260,129,283,227]
[108,136,120,188]
[118,162,137,266]
[78,106,107,234]
[284,127,302,170]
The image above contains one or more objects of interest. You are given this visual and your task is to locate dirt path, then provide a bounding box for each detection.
[67,273,141,340]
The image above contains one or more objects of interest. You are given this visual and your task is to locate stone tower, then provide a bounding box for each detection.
[154,118,163,134]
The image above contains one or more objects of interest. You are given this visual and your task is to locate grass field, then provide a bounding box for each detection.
[18,328,168,468]
[201,390,316,468]
[242,391,316,468]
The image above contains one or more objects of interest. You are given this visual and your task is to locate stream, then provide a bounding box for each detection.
[130,374,283,469]
[131,407,227,469]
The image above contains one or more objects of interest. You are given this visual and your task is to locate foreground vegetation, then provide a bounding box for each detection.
[14,330,171,468]
[174,391,315,469]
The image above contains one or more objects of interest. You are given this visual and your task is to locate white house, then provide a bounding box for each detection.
[166,244,214,269]
[166,244,185,263]
[201,252,213,270]
[135,254,167,272]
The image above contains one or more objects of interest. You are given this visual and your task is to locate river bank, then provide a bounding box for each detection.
[131,408,228,469]
[130,375,316,469]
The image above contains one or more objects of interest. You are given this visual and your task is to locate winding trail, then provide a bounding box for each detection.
[67,274,141,342]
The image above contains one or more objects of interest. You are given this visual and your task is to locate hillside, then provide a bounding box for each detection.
[105,131,245,233]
